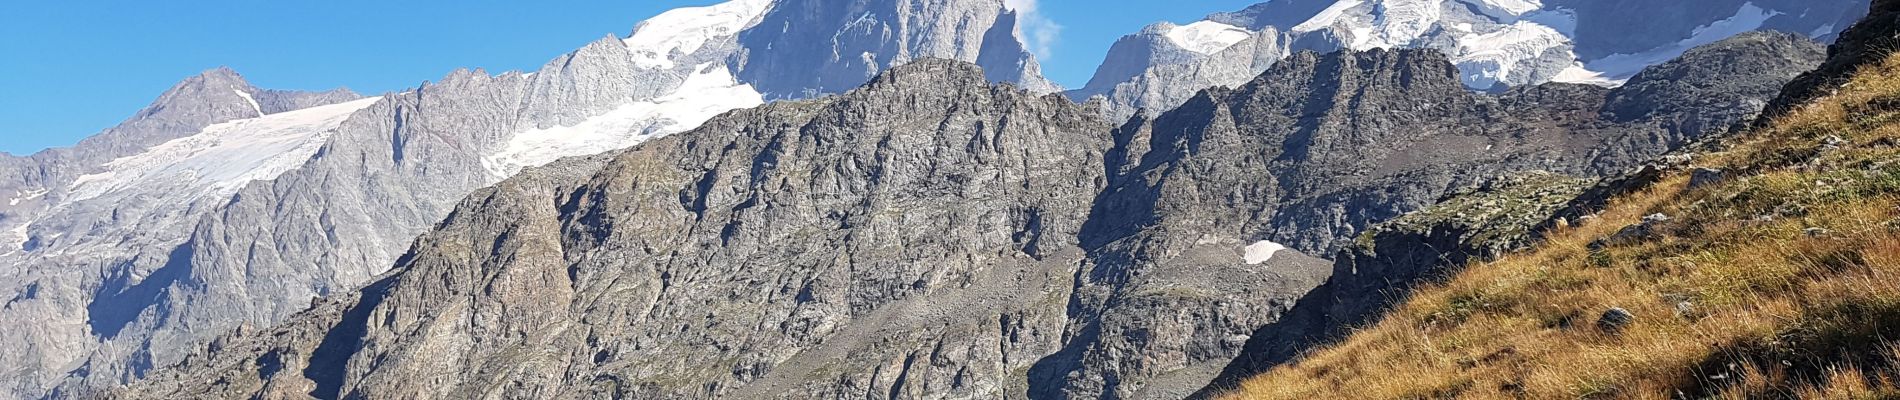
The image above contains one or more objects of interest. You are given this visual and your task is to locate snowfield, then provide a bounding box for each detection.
[67,96,383,204]
[1244,240,1288,265]
[623,0,773,69]
[1164,21,1254,55]
[482,63,764,177]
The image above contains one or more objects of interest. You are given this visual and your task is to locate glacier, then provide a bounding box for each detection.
[623,0,773,69]
[483,63,764,177]
[1164,21,1255,55]
[67,97,383,204]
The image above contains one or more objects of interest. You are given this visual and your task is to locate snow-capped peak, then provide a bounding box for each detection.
[624,0,774,69]
[1163,21,1254,55]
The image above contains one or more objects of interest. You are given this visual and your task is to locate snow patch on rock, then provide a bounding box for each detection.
[1550,64,1619,86]
[1244,240,1287,265]
[483,64,764,177]
[1163,21,1254,55]
[234,89,262,115]
[624,0,773,69]
[7,189,44,206]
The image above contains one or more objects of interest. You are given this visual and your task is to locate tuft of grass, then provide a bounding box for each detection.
[1223,53,1900,399]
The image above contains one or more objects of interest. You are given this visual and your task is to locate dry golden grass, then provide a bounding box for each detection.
[1223,54,1900,400]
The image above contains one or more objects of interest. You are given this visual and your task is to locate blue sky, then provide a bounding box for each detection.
[0,0,1261,155]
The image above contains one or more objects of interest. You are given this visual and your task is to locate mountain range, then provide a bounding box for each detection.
[0,0,1872,399]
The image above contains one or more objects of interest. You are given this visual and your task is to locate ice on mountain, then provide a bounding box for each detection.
[482,63,764,177]
[234,89,262,115]
[624,0,773,69]
[1453,10,1574,89]
[66,96,383,204]
[1567,2,1781,84]
[1163,21,1255,55]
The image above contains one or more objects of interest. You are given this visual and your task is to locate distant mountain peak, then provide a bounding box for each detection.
[1076,0,1869,119]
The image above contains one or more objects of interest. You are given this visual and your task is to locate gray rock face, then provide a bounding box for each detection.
[1072,25,1291,120]
[733,0,1058,99]
[108,60,1333,400]
[2,1,1064,398]
[1604,31,1830,136]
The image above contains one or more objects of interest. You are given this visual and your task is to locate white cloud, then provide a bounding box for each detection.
[1003,0,1063,60]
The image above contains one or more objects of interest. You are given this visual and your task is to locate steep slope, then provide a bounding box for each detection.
[1213,5,1900,399]
[0,0,1061,398]
[1220,48,1900,400]
[107,60,1334,400]
[1091,32,1822,257]
[1190,32,1830,396]
[1078,0,1866,119]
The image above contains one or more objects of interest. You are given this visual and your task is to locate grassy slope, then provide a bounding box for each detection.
[1224,54,1900,399]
